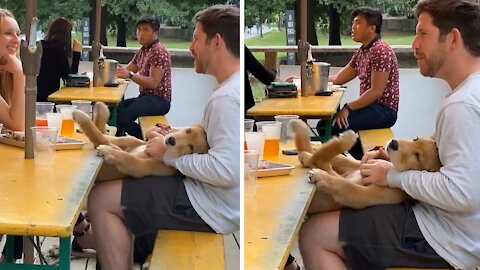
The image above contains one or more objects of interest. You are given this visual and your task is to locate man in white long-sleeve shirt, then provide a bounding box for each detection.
[87,5,240,269]
[298,1,480,269]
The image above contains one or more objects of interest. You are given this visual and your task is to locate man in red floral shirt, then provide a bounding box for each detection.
[116,15,172,139]
[319,7,399,159]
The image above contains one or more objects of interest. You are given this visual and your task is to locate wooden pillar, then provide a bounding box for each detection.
[264,52,278,73]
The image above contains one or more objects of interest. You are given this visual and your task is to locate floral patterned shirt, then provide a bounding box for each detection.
[349,37,399,111]
[132,40,172,101]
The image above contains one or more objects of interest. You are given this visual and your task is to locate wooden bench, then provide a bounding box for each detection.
[148,230,225,269]
[138,116,227,270]
[358,128,394,154]
[139,115,169,140]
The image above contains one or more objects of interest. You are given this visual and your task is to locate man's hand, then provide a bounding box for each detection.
[116,65,130,79]
[145,136,167,162]
[72,39,82,52]
[360,159,393,186]
[361,147,390,164]
[332,107,349,129]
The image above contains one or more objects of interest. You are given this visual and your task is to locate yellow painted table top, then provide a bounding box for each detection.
[139,115,169,140]
[244,145,315,270]
[358,128,394,154]
[48,82,128,105]
[246,90,343,118]
[0,135,101,237]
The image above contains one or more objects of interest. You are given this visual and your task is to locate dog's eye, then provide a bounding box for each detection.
[415,152,420,161]
[189,144,194,151]
[186,128,192,134]
[413,137,419,141]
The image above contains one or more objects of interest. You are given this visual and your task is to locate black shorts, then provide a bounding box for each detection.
[121,171,214,236]
[339,201,453,270]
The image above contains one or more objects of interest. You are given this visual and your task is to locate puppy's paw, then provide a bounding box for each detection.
[96,145,115,161]
[337,129,357,151]
[298,152,310,167]
[308,169,338,192]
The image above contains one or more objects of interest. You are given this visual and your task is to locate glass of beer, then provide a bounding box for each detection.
[257,122,282,161]
[57,105,76,137]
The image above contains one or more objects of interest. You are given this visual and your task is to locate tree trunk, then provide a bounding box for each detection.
[328,4,341,45]
[294,0,318,45]
[100,5,108,46]
[116,16,127,47]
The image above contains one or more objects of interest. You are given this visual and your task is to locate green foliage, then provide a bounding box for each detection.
[245,0,294,31]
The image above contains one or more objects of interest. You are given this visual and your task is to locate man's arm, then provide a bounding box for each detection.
[171,96,240,187]
[347,71,389,110]
[329,65,357,85]
[116,62,138,79]
[130,66,165,90]
[388,103,480,212]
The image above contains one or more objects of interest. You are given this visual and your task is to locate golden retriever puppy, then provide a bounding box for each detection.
[290,119,441,214]
[72,102,209,181]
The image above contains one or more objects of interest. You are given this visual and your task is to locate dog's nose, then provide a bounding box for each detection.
[166,136,176,146]
[388,140,399,151]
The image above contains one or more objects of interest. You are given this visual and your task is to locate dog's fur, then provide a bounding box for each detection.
[72,102,209,181]
[290,119,441,214]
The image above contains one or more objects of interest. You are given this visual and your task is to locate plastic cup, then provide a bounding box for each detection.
[244,119,255,132]
[274,115,299,143]
[46,112,63,131]
[31,126,58,164]
[259,122,282,161]
[56,105,77,137]
[244,131,265,160]
[244,150,259,198]
[71,100,92,116]
[255,121,277,132]
[35,102,55,127]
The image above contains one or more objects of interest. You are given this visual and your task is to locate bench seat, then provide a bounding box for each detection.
[148,230,225,270]
[358,128,394,154]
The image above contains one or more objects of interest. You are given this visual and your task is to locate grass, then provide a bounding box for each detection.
[245,28,416,62]
[72,33,192,49]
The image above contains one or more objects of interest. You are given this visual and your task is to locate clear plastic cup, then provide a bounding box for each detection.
[244,131,265,160]
[244,150,259,198]
[31,126,58,164]
[255,121,277,132]
[274,115,299,143]
[56,105,77,137]
[244,119,255,132]
[71,100,92,116]
[46,112,63,131]
[259,122,282,161]
[35,102,55,127]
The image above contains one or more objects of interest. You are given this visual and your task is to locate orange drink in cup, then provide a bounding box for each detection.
[35,102,54,126]
[257,122,282,161]
[57,105,76,137]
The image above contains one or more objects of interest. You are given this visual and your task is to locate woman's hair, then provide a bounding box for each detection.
[45,17,73,58]
[0,8,15,104]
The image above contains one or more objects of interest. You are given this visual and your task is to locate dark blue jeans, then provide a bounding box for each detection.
[116,94,170,139]
[316,102,397,159]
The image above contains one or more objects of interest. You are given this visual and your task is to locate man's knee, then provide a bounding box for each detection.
[88,180,123,212]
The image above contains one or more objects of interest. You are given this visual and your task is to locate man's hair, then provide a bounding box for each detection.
[193,4,239,58]
[136,15,160,33]
[350,7,383,35]
[414,0,480,56]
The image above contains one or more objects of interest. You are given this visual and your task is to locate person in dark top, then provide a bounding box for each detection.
[245,45,277,119]
[37,17,82,102]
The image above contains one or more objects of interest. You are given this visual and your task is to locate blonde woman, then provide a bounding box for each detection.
[0,8,24,131]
